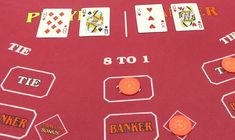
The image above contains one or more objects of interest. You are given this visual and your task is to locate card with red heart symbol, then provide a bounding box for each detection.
[171,3,204,31]
[135,4,167,33]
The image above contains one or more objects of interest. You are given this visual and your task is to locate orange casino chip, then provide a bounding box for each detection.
[221,57,235,73]
[118,78,141,96]
[169,115,192,136]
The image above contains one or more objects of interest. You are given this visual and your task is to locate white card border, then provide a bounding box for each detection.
[135,4,168,33]
[79,7,110,37]
[171,3,204,31]
[36,8,72,38]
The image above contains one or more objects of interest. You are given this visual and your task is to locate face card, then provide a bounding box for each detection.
[36,9,72,38]
[171,3,204,31]
[79,7,110,37]
[135,4,167,33]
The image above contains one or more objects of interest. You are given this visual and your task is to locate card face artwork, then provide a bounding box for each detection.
[135,4,167,33]
[79,7,110,37]
[171,3,204,31]
[36,9,72,38]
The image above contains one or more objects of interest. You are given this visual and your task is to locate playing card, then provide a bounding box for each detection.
[36,9,72,38]
[171,3,204,31]
[135,4,167,33]
[79,7,110,37]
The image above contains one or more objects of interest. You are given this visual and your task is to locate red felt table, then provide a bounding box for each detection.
[0,0,235,140]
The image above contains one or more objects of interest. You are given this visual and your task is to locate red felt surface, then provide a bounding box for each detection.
[0,0,235,140]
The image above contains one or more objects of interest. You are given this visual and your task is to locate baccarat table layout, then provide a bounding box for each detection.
[0,1,235,140]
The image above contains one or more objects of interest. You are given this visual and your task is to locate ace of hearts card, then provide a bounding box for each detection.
[171,3,204,31]
[79,7,110,37]
[135,4,167,33]
[36,8,72,38]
